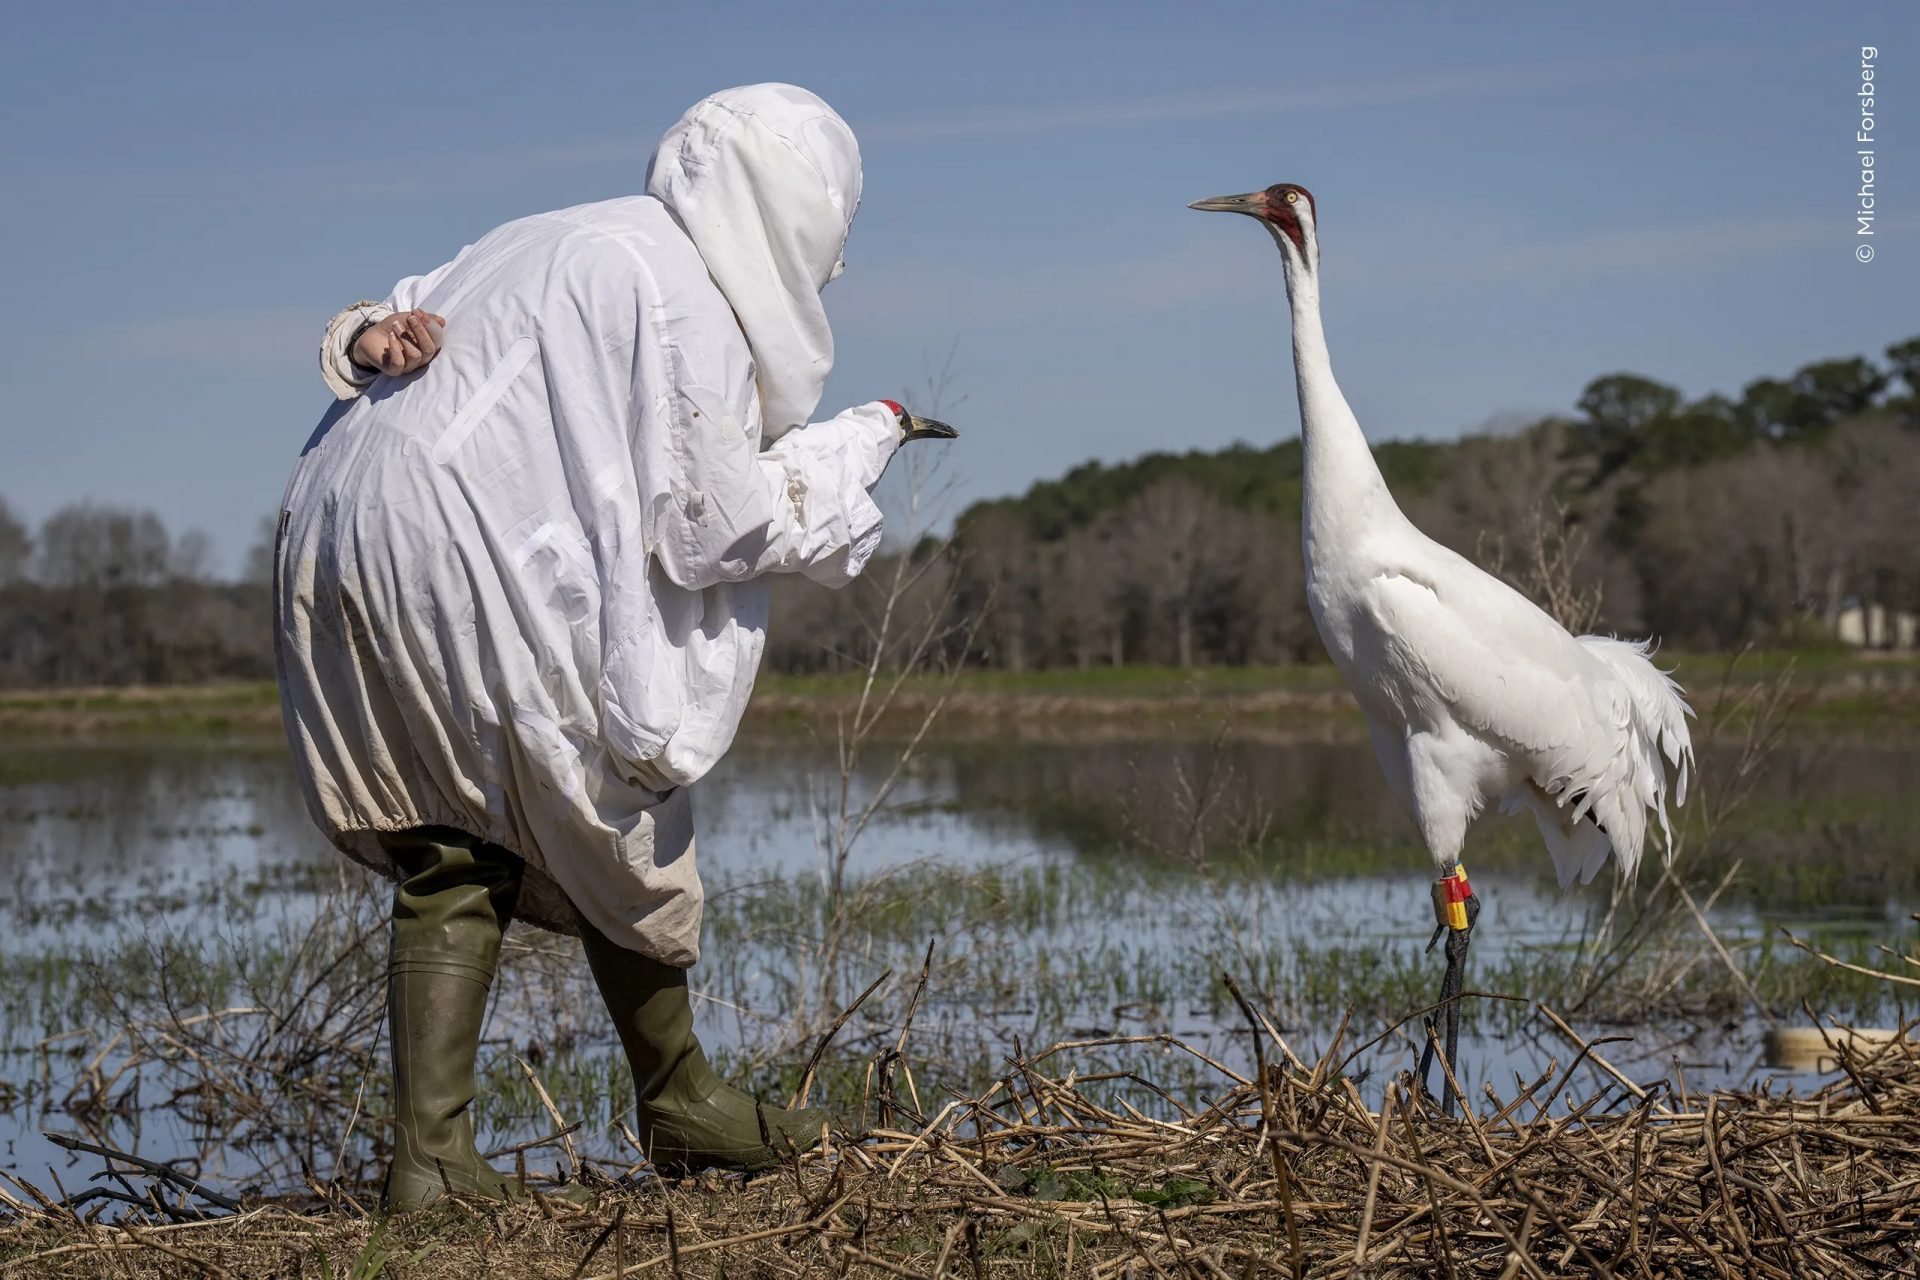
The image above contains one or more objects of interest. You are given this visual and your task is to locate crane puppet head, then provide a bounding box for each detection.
[1188,183,1319,274]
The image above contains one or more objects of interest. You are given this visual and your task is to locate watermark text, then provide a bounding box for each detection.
[1857,46,1878,262]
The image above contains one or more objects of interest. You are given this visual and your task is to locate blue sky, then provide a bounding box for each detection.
[0,1,1912,571]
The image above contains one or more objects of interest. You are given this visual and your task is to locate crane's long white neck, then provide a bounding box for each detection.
[1276,230,1401,547]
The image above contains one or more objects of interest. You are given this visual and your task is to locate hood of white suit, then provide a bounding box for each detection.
[645,83,861,441]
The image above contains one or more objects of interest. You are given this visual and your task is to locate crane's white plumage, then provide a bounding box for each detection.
[1197,183,1694,893]
[1346,538,1693,889]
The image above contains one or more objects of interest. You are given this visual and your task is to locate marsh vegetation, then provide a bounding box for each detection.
[0,669,1912,1212]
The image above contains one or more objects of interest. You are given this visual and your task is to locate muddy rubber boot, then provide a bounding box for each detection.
[379,828,579,1209]
[578,916,827,1173]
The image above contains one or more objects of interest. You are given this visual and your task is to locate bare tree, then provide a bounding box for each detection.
[0,498,29,587]
[243,514,280,588]
[1217,507,1310,663]
[1632,443,1857,646]
[36,503,171,590]
[1117,477,1230,668]
[170,529,214,582]
[958,505,1040,671]
[789,353,984,1041]
[1055,519,1123,670]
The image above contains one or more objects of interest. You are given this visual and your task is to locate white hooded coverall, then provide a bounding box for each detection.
[276,84,899,965]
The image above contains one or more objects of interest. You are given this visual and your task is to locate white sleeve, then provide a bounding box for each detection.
[762,404,902,587]
[318,245,475,400]
[318,301,392,401]
[653,385,900,592]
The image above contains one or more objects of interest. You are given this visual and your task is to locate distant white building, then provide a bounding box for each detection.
[1836,598,1918,649]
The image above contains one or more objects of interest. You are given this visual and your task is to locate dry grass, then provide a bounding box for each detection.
[4,991,1916,1278]
[4,654,1913,742]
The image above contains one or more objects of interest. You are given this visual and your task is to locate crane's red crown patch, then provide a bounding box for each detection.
[1264,184,1315,254]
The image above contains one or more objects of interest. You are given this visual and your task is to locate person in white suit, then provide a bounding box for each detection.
[279,83,954,1206]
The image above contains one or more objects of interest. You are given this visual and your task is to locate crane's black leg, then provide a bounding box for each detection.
[1418,866,1480,1117]
[1440,897,1479,1113]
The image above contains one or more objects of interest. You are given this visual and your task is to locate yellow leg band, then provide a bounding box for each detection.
[1434,864,1472,931]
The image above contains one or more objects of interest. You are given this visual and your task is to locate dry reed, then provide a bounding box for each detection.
[4,985,1916,1278]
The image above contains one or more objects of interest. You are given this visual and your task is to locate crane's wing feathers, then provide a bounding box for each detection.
[1365,556,1694,887]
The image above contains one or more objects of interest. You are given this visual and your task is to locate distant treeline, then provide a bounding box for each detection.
[0,507,273,687]
[767,336,1920,671]
[3,338,1916,688]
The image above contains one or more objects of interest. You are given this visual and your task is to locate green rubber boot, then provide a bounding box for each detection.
[379,827,578,1209]
[578,916,827,1173]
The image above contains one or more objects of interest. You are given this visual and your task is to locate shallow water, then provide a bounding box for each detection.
[0,725,1913,1197]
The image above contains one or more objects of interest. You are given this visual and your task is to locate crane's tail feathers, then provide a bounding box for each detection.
[1519,786,1615,889]
[1522,636,1696,888]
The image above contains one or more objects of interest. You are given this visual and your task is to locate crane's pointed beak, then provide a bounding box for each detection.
[1188,192,1266,215]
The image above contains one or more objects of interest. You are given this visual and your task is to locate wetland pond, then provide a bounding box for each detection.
[1,720,1914,1198]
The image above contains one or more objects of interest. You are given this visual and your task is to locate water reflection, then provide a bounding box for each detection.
[4,727,1913,906]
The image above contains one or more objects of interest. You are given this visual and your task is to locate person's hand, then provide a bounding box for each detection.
[352,310,446,377]
[879,400,959,445]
